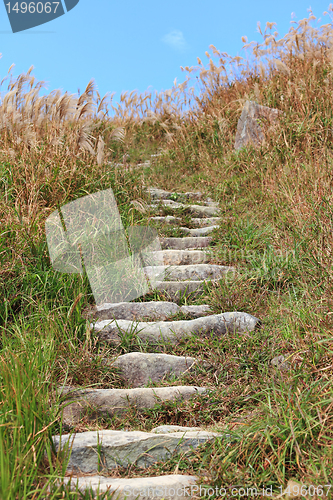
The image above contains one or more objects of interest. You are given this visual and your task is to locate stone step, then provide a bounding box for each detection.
[61,474,198,500]
[191,217,220,226]
[94,301,213,321]
[144,263,234,282]
[93,311,261,345]
[152,424,203,433]
[154,280,210,302]
[178,225,219,236]
[58,386,207,426]
[148,216,220,227]
[112,352,201,388]
[151,200,219,217]
[160,236,212,250]
[53,427,219,472]
[149,215,181,224]
[180,304,214,318]
[147,187,203,201]
[155,199,217,209]
[150,249,211,266]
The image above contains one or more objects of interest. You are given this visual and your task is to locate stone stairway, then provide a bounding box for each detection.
[54,185,260,498]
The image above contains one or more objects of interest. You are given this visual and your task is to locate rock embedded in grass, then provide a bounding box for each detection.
[95,301,180,321]
[178,225,219,236]
[112,352,199,387]
[58,386,207,424]
[150,249,211,265]
[147,187,203,201]
[144,263,234,282]
[93,300,214,321]
[160,236,212,250]
[92,311,261,345]
[148,216,220,227]
[61,475,198,500]
[234,100,282,150]
[151,200,219,217]
[148,215,181,224]
[154,279,214,303]
[53,427,220,472]
[179,304,213,317]
[151,424,203,433]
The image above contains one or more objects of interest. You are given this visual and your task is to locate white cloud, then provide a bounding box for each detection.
[161,30,188,52]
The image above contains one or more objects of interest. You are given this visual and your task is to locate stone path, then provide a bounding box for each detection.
[55,178,260,498]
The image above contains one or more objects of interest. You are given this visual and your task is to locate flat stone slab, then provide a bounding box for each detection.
[156,199,216,209]
[61,474,198,499]
[152,425,202,433]
[191,217,221,226]
[151,200,219,217]
[145,263,234,281]
[149,216,220,227]
[160,236,212,250]
[147,187,202,201]
[58,386,207,426]
[154,280,209,302]
[93,311,260,345]
[95,301,179,321]
[150,250,210,266]
[149,215,181,224]
[180,304,213,317]
[179,225,219,236]
[93,301,213,321]
[112,352,198,387]
[53,427,219,472]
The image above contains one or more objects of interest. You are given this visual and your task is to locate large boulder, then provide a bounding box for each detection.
[234,100,282,150]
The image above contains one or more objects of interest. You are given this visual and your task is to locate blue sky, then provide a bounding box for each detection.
[0,1,332,107]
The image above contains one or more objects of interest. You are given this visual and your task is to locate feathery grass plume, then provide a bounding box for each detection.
[77,122,95,154]
[130,198,150,214]
[110,126,125,143]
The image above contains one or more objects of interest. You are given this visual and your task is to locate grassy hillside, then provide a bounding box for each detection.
[1,9,333,499]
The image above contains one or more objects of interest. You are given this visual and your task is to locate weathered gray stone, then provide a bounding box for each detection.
[151,200,219,217]
[150,250,210,266]
[53,427,219,472]
[179,225,219,236]
[151,425,202,433]
[59,386,207,420]
[205,201,219,207]
[147,263,234,281]
[93,311,261,345]
[160,236,212,250]
[190,217,221,227]
[179,304,213,318]
[148,215,181,224]
[154,280,210,302]
[147,187,202,201]
[95,301,180,321]
[148,216,220,227]
[92,301,213,321]
[61,475,198,500]
[186,204,220,218]
[112,352,198,387]
[156,199,214,209]
[234,100,282,151]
